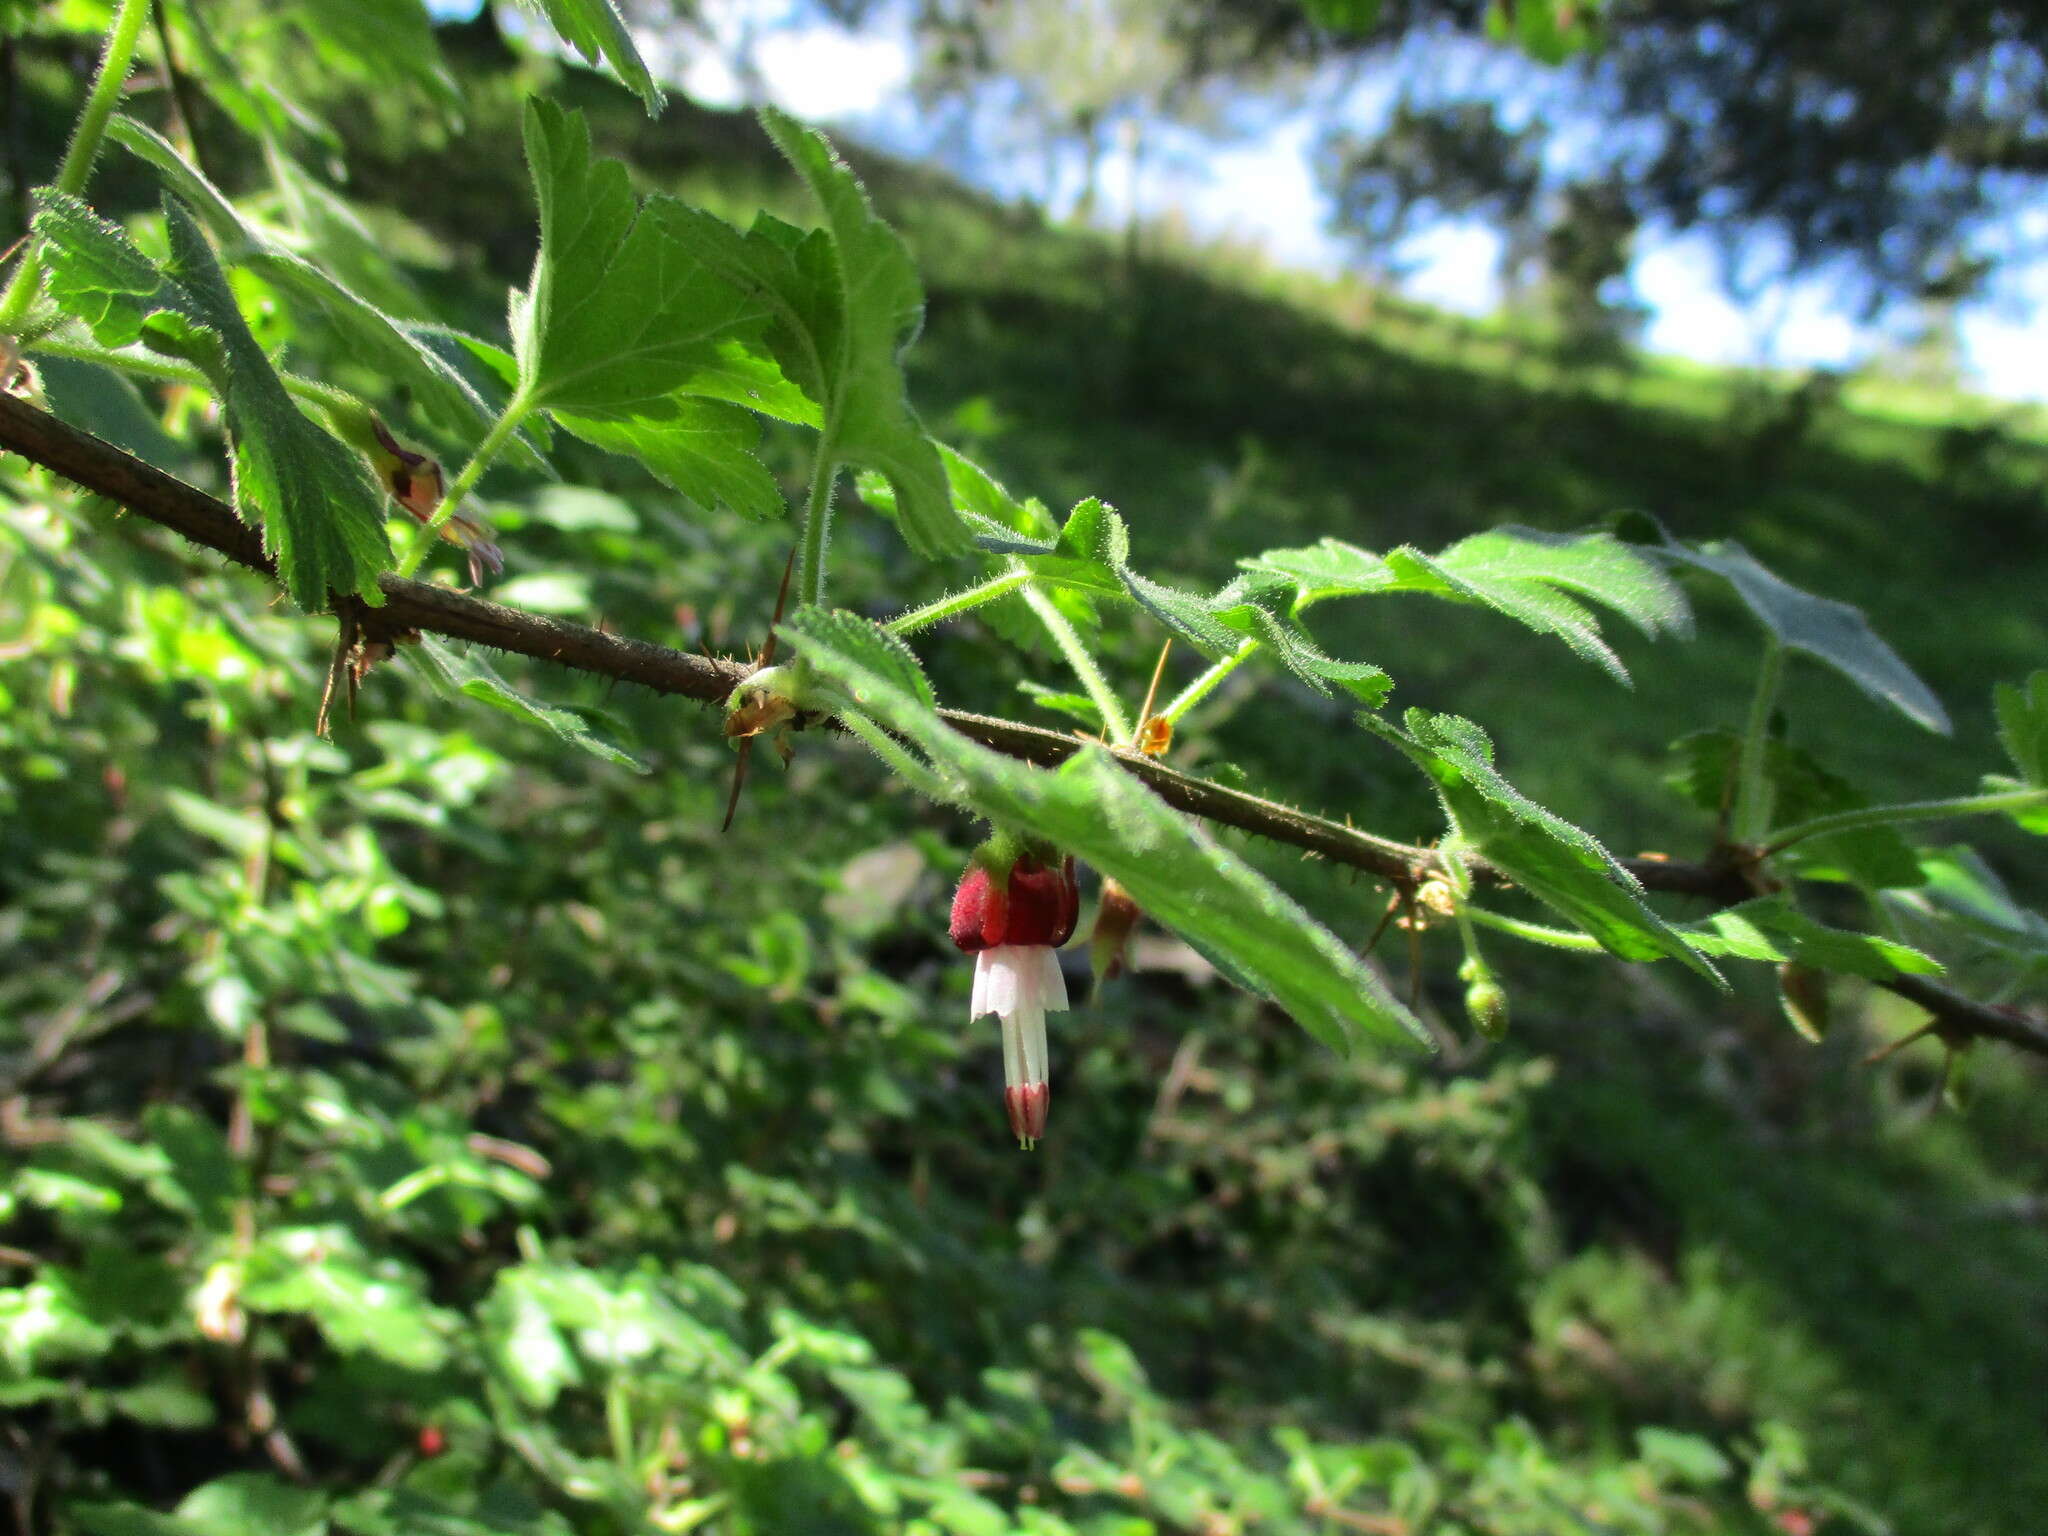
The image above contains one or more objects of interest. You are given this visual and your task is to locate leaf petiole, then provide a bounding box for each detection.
[1022,580,1131,742]
[1161,637,1259,725]
[1762,784,2048,857]
[883,570,1029,636]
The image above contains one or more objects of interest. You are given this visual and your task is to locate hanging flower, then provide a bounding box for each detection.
[367,417,504,588]
[951,844,1079,1148]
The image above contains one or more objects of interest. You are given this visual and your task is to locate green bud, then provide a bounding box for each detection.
[1465,977,1510,1041]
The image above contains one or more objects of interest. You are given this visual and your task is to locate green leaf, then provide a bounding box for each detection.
[34,191,392,610]
[779,609,1430,1055]
[1994,672,2048,786]
[516,102,765,420]
[514,0,664,112]
[555,396,784,521]
[1656,535,1949,733]
[408,638,647,772]
[242,1227,453,1372]
[176,1474,327,1536]
[483,1271,581,1410]
[940,444,1058,543]
[780,607,934,713]
[283,0,460,116]
[1682,897,1942,979]
[758,108,970,560]
[70,1506,199,1536]
[1367,710,1721,980]
[108,117,515,454]
[1248,527,1687,685]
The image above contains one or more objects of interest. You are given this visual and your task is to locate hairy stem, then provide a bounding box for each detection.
[884,569,1028,636]
[1022,580,1131,741]
[1162,637,1258,724]
[396,394,530,578]
[1763,784,2048,856]
[1461,905,1605,953]
[1730,636,1786,847]
[797,435,838,609]
[0,0,153,331]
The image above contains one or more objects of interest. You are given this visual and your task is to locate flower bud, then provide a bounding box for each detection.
[1465,977,1510,1041]
[1777,963,1829,1043]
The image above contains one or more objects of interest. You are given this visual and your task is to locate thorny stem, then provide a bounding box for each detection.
[1730,636,1786,848]
[797,434,839,609]
[0,0,154,332]
[1022,579,1131,742]
[396,393,530,578]
[1762,784,2048,857]
[884,569,1028,636]
[10,389,2048,1062]
[1161,637,1259,724]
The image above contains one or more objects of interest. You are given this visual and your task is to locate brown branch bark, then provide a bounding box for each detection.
[2,390,2041,1060]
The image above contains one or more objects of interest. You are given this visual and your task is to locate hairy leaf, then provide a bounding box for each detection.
[1656,534,1949,733]
[780,610,1431,1055]
[758,109,969,560]
[1368,709,1720,979]
[408,639,647,772]
[1247,527,1687,684]
[1683,898,1942,979]
[555,396,784,522]
[514,0,663,111]
[36,192,392,610]
[109,117,518,455]
[1994,671,2048,786]
[516,102,765,420]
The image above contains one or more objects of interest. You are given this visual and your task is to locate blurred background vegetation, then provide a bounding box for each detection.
[4,3,2048,1533]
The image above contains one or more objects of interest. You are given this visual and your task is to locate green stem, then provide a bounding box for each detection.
[395,394,529,578]
[1762,784,2048,857]
[1462,905,1604,953]
[883,569,1028,636]
[1730,637,1786,847]
[797,435,838,609]
[1021,580,1130,742]
[1161,638,1259,725]
[605,1378,635,1476]
[0,0,153,332]
[30,335,360,414]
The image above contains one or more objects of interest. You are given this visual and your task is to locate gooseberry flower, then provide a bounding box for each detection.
[368,418,504,588]
[951,848,1079,1148]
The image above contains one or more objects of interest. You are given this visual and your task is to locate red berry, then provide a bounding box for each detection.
[418,1424,446,1458]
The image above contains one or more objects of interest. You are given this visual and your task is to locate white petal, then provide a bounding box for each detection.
[972,946,1023,1020]
[1038,946,1070,1013]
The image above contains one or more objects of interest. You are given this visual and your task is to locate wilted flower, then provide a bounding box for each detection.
[367,417,504,588]
[951,846,1079,1148]
[1088,876,1142,983]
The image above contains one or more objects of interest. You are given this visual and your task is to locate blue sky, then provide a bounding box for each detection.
[441,0,2047,401]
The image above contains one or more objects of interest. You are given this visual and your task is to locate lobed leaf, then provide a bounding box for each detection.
[554,397,783,522]
[758,108,969,559]
[1682,897,1942,979]
[1366,709,1721,980]
[515,0,665,112]
[1246,527,1687,685]
[517,102,765,421]
[108,117,520,457]
[1652,532,1949,733]
[779,609,1431,1056]
[36,192,393,610]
